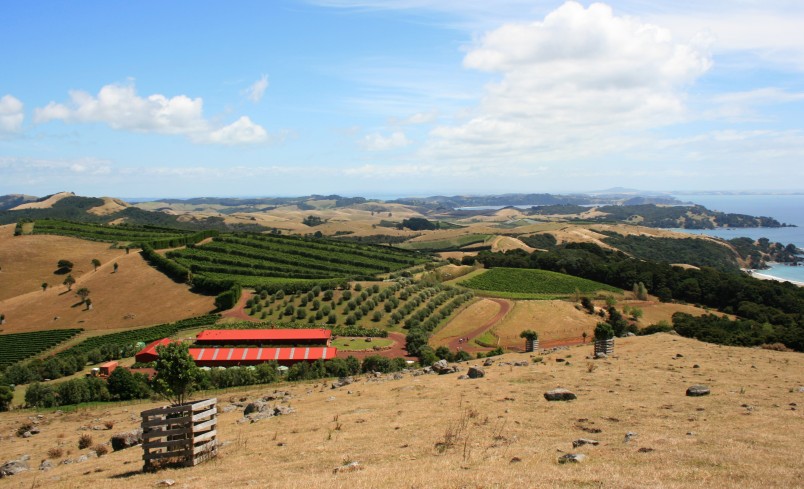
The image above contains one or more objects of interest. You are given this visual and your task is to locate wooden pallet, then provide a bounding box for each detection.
[141,398,218,471]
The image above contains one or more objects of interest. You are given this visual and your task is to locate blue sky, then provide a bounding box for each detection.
[1,0,803,198]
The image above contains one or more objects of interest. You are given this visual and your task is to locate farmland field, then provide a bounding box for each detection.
[26,219,199,246]
[399,234,492,251]
[459,267,621,297]
[0,328,83,368]
[166,233,427,289]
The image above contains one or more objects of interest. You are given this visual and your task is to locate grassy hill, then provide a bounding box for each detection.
[459,268,621,299]
[0,334,801,488]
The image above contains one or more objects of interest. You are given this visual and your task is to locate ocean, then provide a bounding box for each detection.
[668,193,804,284]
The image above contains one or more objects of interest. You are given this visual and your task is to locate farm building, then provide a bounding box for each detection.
[134,329,338,367]
[135,338,172,363]
[195,328,332,346]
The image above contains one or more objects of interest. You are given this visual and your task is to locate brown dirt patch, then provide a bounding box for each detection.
[493,300,601,348]
[0,251,215,333]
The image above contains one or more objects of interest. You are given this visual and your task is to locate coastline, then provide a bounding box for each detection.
[743,268,804,287]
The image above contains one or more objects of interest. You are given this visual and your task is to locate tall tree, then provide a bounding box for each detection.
[153,342,200,406]
[91,258,101,271]
[63,274,75,291]
[76,287,90,303]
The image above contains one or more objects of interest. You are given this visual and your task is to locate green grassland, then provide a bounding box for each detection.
[399,234,492,251]
[458,268,621,297]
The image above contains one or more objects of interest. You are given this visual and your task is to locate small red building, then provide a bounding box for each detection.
[195,329,332,346]
[135,338,172,363]
[98,361,118,377]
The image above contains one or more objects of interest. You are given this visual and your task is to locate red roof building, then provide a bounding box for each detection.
[196,328,332,346]
[135,338,173,363]
[133,329,338,367]
[190,346,336,367]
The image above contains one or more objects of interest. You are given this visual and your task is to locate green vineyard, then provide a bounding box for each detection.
[25,219,216,248]
[459,267,621,297]
[54,314,221,360]
[166,233,428,289]
[0,329,83,368]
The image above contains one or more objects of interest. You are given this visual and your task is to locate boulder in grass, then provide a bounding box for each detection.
[686,385,711,397]
[544,388,577,401]
[467,367,485,379]
[111,428,143,451]
[558,453,586,464]
[0,459,29,478]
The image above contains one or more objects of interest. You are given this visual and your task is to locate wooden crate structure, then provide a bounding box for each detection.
[594,338,614,356]
[525,338,539,353]
[141,398,218,471]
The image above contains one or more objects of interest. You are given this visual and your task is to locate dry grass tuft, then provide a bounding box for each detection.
[78,433,93,450]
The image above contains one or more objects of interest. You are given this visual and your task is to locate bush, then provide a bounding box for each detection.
[78,433,93,450]
[594,322,615,340]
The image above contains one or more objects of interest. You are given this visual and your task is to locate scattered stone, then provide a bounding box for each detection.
[558,453,586,464]
[331,377,354,389]
[483,358,494,367]
[513,361,529,367]
[392,372,404,380]
[110,428,143,451]
[572,438,600,448]
[510,457,522,463]
[637,447,655,453]
[556,358,566,363]
[795,386,804,393]
[686,385,711,397]
[626,332,636,337]
[594,352,607,359]
[432,359,460,375]
[467,367,485,379]
[221,405,237,413]
[273,406,294,416]
[624,432,637,443]
[327,396,336,402]
[693,364,700,369]
[687,432,696,436]
[457,375,469,380]
[155,479,176,486]
[675,353,684,358]
[0,458,29,478]
[244,401,267,415]
[333,461,364,474]
[544,388,576,401]
[39,460,53,471]
[76,455,89,463]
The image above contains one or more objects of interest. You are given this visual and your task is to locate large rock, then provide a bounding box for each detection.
[467,367,485,379]
[544,388,577,401]
[331,377,353,389]
[686,385,711,397]
[110,428,143,451]
[558,453,586,464]
[572,438,600,448]
[483,358,494,367]
[432,359,460,375]
[244,401,268,415]
[0,459,29,478]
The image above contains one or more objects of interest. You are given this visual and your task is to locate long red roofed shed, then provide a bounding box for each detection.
[196,328,332,346]
[190,346,336,367]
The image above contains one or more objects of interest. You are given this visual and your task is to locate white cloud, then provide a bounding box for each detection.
[0,95,24,134]
[203,116,268,145]
[390,111,438,125]
[34,81,270,145]
[359,131,411,151]
[244,75,269,103]
[423,1,712,164]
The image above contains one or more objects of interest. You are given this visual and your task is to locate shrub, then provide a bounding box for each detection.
[93,444,109,457]
[594,322,615,340]
[78,433,93,450]
[47,447,64,459]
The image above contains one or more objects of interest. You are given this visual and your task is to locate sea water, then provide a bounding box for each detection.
[668,193,804,284]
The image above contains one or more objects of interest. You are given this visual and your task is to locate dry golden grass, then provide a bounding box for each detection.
[431,298,501,345]
[490,236,535,253]
[493,300,601,346]
[86,197,130,216]
[1,334,802,488]
[628,301,725,326]
[0,225,125,301]
[0,251,214,333]
[8,191,73,210]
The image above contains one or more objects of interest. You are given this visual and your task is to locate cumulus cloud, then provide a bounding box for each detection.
[34,82,269,145]
[0,95,24,134]
[203,116,268,145]
[360,131,411,151]
[423,1,712,163]
[244,75,269,103]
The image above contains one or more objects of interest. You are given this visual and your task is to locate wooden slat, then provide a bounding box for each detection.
[143,437,192,450]
[192,406,217,422]
[142,416,190,429]
[143,427,192,440]
[143,449,192,461]
[141,404,191,417]
[193,429,217,444]
[193,418,217,433]
[190,398,217,411]
[193,440,217,455]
